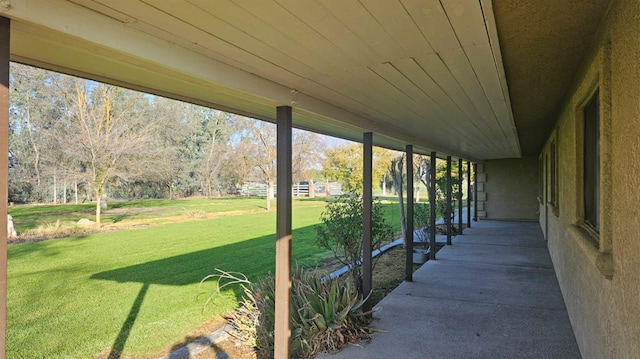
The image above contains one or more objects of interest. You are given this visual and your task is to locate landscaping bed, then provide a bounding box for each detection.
[182,245,431,359]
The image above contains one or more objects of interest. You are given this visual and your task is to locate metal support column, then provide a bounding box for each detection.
[362,132,373,312]
[473,163,478,221]
[274,106,292,358]
[458,159,463,234]
[405,145,413,282]
[467,161,471,228]
[446,156,452,245]
[429,152,437,260]
[0,17,9,358]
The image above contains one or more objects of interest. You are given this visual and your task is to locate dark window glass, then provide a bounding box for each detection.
[538,156,543,202]
[550,140,557,206]
[584,92,600,232]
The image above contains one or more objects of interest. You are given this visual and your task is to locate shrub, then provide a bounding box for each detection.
[315,194,393,294]
[204,268,371,358]
[414,202,430,247]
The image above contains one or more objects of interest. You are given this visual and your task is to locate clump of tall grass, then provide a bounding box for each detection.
[204,268,372,358]
[13,219,92,243]
[185,209,207,219]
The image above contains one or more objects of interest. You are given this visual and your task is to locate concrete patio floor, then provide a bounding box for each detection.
[320,220,581,359]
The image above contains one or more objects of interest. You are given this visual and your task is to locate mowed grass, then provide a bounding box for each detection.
[7,197,332,358]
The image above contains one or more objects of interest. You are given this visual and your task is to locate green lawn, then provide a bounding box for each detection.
[7,198,332,358]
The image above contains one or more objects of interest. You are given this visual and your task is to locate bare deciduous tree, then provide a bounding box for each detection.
[292,130,323,184]
[237,119,277,210]
[415,155,433,201]
[61,80,169,226]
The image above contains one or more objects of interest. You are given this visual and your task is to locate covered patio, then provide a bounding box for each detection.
[1,0,636,357]
[322,220,580,359]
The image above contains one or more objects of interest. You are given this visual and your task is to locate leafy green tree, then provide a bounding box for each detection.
[414,202,430,248]
[321,143,394,193]
[443,162,462,193]
[321,143,362,192]
[374,148,394,195]
[184,106,234,198]
[9,63,66,202]
[434,159,465,220]
[316,193,393,294]
[146,97,185,199]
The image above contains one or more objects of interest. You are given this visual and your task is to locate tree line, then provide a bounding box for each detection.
[8,63,325,223]
[9,63,464,225]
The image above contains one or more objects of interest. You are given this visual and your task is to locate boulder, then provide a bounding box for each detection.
[77,218,95,227]
[7,214,16,238]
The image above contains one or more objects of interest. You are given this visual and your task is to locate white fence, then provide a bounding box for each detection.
[241,182,342,197]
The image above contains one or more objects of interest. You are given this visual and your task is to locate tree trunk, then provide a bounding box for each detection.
[266,179,274,211]
[25,98,41,189]
[382,176,387,196]
[53,170,57,204]
[391,157,407,247]
[95,197,101,228]
[74,180,79,205]
[95,188,104,227]
[397,189,406,246]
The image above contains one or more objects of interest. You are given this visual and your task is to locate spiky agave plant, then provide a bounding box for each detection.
[203,267,372,358]
[288,267,371,357]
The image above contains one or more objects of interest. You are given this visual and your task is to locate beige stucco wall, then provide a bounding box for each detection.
[539,0,640,357]
[482,156,539,221]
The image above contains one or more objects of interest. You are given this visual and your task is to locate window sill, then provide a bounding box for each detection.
[568,224,613,279]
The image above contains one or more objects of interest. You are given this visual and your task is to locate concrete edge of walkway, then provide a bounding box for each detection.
[161,324,232,359]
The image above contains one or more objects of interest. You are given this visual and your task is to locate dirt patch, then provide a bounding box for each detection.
[167,317,257,359]
[370,246,423,306]
[190,332,258,359]
[10,208,270,244]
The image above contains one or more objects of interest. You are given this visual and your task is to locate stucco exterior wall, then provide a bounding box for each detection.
[539,0,640,357]
[482,156,538,221]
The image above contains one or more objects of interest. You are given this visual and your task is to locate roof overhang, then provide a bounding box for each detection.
[2,0,609,160]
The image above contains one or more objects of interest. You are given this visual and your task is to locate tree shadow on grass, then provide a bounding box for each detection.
[90,237,269,358]
[8,234,90,259]
[106,282,150,359]
[90,225,320,358]
[167,335,232,359]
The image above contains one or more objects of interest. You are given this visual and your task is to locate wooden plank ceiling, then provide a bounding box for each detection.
[5,0,521,160]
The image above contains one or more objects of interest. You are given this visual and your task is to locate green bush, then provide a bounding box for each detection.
[414,202,430,247]
[315,194,393,294]
[206,268,371,358]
